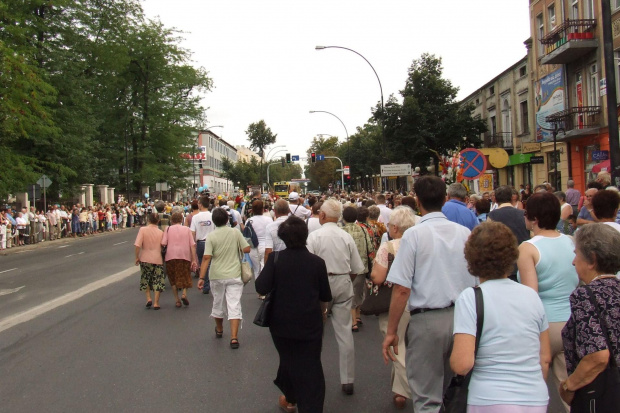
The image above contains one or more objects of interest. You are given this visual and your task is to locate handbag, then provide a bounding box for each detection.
[239,248,253,285]
[253,251,278,327]
[441,286,484,413]
[570,285,620,412]
[360,241,395,316]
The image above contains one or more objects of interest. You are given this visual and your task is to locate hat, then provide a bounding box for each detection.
[217,195,223,200]
[288,192,299,201]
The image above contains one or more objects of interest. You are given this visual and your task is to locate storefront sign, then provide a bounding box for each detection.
[522,142,541,153]
[530,156,545,164]
[535,68,565,142]
[479,174,493,192]
[592,150,609,161]
[508,153,532,166]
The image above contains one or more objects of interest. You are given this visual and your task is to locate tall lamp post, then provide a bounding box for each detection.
[309,110,349,164]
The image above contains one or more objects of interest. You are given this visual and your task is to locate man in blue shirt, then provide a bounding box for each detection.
[441,183,479,231]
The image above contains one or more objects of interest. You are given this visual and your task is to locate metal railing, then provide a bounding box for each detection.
[545,106,602,131]
[484,132,513,149]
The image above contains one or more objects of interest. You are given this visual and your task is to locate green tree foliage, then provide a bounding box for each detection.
[245,120,277,191]
[304,136,341,190]
[221,156,301,192]
[376,54,487,174]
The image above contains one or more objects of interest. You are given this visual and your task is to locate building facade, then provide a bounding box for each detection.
[196,130,238,195]
[234,145,261,163]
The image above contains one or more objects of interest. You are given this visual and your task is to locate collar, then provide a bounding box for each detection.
[419,212,447,223]
[498,203,513,209]
[275,215,288,222]
[448,199,466,206]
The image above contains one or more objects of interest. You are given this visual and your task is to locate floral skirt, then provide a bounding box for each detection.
[166,259,193,289]
[139,262,165,292]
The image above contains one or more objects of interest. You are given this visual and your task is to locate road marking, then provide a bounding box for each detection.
[0,266,138,334]
[113,241,128,246]
[0,268,17,274]
[57,245,68,249]
[0,286,25,296]
[64,252,84,258]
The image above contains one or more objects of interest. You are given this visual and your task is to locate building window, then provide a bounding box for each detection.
[489,86,495,96]
[585,0,594,19]
[589,63,598,106]
[614,0,620,11]
[537,13,544,57]
[520,100,529,134]
[490,116,497,135]
[519,66,527,77]
[572,0,579,19]
[475,98,479,105]
[548,4,556,29]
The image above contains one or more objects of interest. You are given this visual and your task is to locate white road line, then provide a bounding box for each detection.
[113,241,128,246]
[0,266,138,334]
[64,252,84,258]
[0,286,25,296]
[0,268,17,274]
[57,245,68,249]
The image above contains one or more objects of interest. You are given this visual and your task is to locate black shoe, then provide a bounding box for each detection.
[341,383,354,395]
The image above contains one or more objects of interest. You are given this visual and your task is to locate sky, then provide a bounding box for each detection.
[141,0,531,170]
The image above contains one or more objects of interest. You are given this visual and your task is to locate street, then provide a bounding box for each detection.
[0,229,395,412]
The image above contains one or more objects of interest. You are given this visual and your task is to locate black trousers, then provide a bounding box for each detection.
[271,334,325,413]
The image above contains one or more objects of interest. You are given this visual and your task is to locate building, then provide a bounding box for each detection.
[235,145,261,163]
[529,0,620,192]
[194,130,238,195]
[462,55,537,192]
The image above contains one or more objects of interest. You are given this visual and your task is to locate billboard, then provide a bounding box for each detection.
[535,68,565,142]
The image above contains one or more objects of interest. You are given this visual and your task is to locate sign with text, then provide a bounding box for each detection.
[521,142,541,153]
[344,166,350,175]
[530,156,545,164]
[535,68,565,142]
[380,164,411,177]
[592,150,609,161]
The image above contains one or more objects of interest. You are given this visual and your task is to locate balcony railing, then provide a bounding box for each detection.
[545,106,601,132]
[484,132,513,149]
[539,19,597,65]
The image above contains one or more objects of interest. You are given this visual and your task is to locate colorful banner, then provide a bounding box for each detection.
[535,68,565,142]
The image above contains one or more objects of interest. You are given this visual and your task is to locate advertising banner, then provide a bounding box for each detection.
[535,68,565,142]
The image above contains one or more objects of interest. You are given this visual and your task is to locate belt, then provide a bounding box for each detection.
[197,239,206,243]
[328,272,349,276]
[410,302,454,316]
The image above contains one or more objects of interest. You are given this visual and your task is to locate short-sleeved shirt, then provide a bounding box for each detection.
[162,224,196,262]
[577,206,594,222]
[562,278,620,375]
[247,215,273,245]
[204,226,249,280]
[289,203,311,219]
[264,216,287,252]
[190,211,214,241]
[374,238,401,269]
[342,222,374,274]
[442,199,479,231]
[134,225,164,265]
[454,279,549,406]
[306,222,365,275]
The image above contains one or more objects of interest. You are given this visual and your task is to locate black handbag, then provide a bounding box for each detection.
[441,286,484,413]
[360,242,394,316]
[570,285,620,413]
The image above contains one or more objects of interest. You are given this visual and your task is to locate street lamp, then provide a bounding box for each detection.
[309,110,349,165]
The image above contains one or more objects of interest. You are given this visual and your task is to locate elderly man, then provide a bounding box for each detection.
[307,199,364,395]
[382,176,476,412]
[264,199,290,263]
[441,183,478,231]
[576,187,599,227]
[376,194,392,225]
[288,192,311,220]
[565,180,581,216]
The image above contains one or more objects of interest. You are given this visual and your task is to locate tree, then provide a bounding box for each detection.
[378,54,487,175]
[245,120,277,192]
[304,136,341,190]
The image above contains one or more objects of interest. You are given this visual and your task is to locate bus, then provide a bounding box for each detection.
[273,181,301,199]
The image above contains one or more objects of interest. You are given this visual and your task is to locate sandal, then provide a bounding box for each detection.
[356,317,363,325]
[352,324,359,333]
[181,296,189,306]
[175,301,182,308]
[215,327,223,338]
[145,300,153,308]
[393,394,406,410]
[230,338,239,349]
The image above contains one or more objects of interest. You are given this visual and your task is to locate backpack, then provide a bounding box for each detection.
[243,219,259,248]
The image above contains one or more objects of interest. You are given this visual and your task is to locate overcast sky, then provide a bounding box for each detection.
[141,0,531,170]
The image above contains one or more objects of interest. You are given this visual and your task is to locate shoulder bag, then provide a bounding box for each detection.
[441,286,484,413]
[239,245,253,285]
[570,284,620,412]
[360,241,395,316]
[253,252,278,327]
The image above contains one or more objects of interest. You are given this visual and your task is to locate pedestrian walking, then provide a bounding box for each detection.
[190,196,215,292]
[162,212,197,308]
[134,213,165,310]
[245,200,272,282]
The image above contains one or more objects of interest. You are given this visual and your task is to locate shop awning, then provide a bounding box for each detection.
[592,159,610,174]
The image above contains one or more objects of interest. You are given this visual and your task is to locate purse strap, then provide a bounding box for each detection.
[584,284,618,368]
[461,286,484,387]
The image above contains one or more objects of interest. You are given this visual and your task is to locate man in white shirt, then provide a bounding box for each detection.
[382,176,476,412]
[264,200,290,263]
[190,196,215,293]
[376,194,392,225]
[288,192,311,220]
[307,199,365,395]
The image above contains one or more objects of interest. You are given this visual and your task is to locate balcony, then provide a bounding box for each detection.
[545,106,602,138]
[540,19,597,65]
[484,132,513,150]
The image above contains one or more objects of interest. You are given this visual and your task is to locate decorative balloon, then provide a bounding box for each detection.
[144,193,149,198]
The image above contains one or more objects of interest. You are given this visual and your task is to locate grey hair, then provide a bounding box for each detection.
[389,206,417,234]
[575,223,620,274]
[368,205,380,220]
[321,199,343,220]
[567,180,575,188]
[447,183,467,200]
[469,194,481,203]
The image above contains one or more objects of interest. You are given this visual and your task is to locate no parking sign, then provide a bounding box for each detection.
[459,148,487,180]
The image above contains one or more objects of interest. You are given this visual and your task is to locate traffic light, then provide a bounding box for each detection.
[344,175,351,184]
[281,157,285,167]
[311,153,316,163]
[286,153,291,163]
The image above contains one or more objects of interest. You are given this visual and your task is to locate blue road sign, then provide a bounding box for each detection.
[317,155,325,161]
[460,148,487,179]
[291,155,300,161]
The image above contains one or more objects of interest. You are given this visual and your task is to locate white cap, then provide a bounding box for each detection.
[288,192,299,201]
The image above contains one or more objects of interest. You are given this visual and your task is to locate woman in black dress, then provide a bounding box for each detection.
[256,216,332,413]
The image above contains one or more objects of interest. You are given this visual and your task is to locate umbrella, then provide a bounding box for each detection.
[591,159,610,174]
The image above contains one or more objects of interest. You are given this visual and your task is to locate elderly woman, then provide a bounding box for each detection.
[162,212,197,308]
[134,213,165,309]
[451,222,551,412]
[256,216,332,413]
[553,191,573,234]
[517,192,579,411]
[369,206,417,409]
[198,208,250,349]
[560,224,620,409]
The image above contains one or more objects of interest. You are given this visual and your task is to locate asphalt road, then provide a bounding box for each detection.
[0,229,566,412]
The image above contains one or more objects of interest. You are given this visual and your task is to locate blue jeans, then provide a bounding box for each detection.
[196,240,210,293]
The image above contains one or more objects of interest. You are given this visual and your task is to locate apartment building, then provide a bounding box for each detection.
[529,0,620,192]
[235,145,261,163]
[196,130,238,194]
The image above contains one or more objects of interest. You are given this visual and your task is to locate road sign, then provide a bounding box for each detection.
[317,155,325,161]
[344,166,350,175]
[459,149,487,179]
[291,155,300,161]
[37,174,52,188]
[380,164,411,177]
